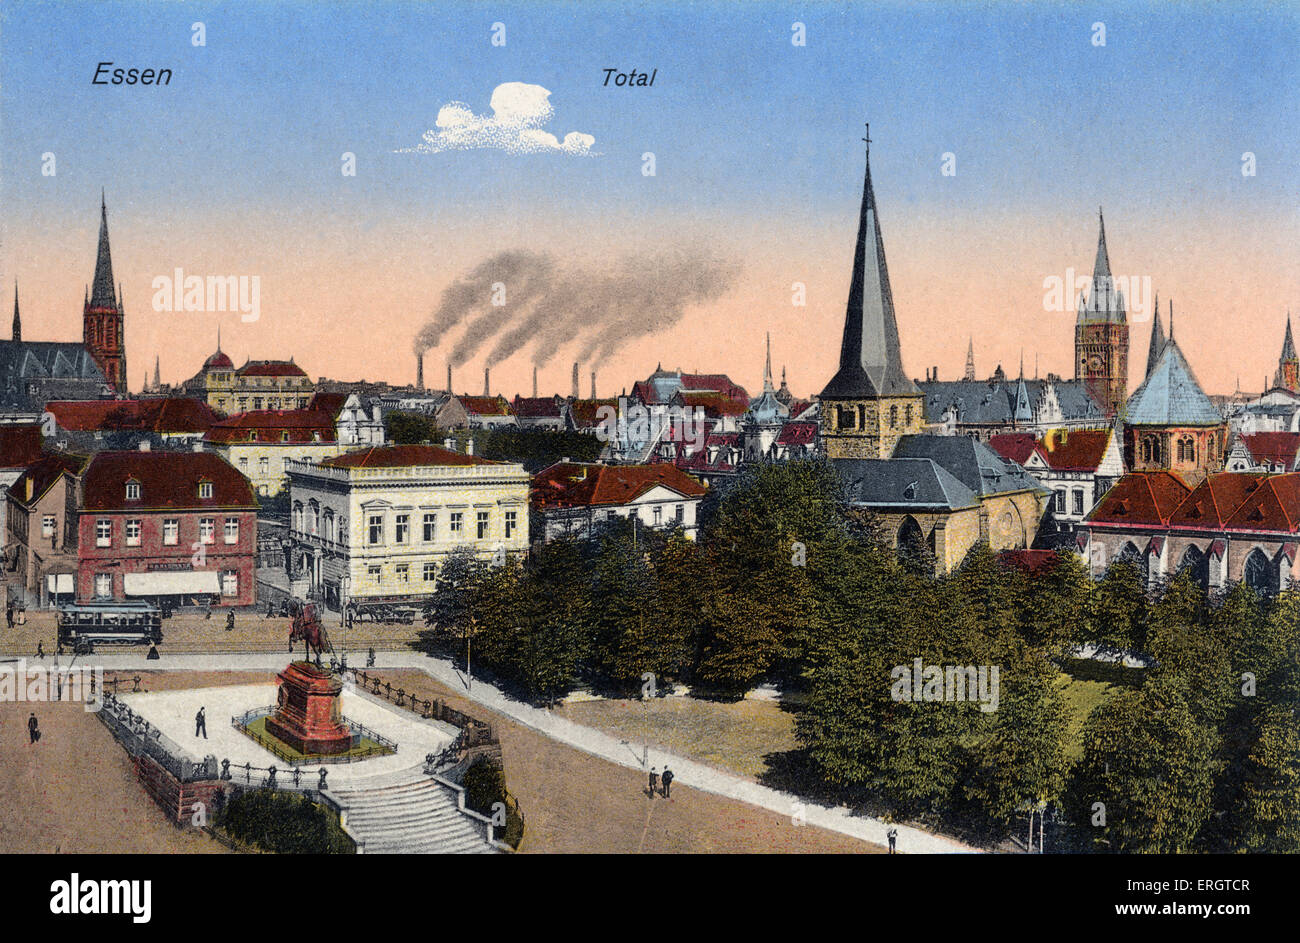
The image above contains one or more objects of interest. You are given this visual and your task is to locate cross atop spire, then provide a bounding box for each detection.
[89,192,117,310]
[820,127,920,400]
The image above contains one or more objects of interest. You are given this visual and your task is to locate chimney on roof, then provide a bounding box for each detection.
[25,477,33,502]
[591,371,596,399]
[572,362,580,399]
[483,367,490,397]
[417,352,424,391]
[532,366,538,399]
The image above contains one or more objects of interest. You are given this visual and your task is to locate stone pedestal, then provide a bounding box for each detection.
[264,661,356,756]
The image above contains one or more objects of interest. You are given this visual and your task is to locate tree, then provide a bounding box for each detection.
[1230,702,1300,852]
[1087,560,1148,655]
[385,410,443,445]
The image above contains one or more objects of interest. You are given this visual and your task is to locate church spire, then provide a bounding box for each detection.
[153,354,161,390]
[1145,292,1166,379]
[11,281,20,343]
[90,192,117,310]
[763,331,774,392]
[820,125,920,400]
[1281,312,1296,362]
[964,337,975,381]
[1094,207,1111,279]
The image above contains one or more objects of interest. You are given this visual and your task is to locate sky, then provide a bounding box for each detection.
[2,0,1298,400]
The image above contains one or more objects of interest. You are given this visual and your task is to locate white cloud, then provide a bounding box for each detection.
[400,82,596,156]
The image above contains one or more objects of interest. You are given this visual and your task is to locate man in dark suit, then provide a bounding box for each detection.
[195,706,207,739]
[661,766,674,798]
[648,766,659,798]
[27,712,39,744]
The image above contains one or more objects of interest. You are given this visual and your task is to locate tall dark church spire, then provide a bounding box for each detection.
[90,191,117,310]
[83,192,127,393]
[820,125,920,399]
[11,281,20,343]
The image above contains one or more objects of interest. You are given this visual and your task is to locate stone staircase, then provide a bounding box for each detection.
[326,774,500,854]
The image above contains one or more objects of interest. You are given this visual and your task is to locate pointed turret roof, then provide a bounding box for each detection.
[821,128,920,400]
[1077,208,1126,324]
[1145,293,1166,379]
[1125,336,1223,427]
[89,192,117,310]
[1281,313,1296,363]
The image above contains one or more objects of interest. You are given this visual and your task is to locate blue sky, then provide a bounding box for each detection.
[2,1,1297,395]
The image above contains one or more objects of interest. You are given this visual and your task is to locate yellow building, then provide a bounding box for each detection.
[184,340,314,415]
[284,444,530,610]
[204,410,347,497]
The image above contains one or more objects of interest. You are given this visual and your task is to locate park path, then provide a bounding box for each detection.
[76,649,978,854]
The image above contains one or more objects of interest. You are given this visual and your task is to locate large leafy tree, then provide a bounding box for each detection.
[1086,560,1148,655]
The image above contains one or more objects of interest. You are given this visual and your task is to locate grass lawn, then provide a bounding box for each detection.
[555,695,798,781]
[1055,658,1145,762]
[239,715,395,763]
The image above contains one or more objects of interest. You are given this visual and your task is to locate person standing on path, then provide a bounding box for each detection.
[226,610,235,632]
[27,712,40,744]
[661,766,674,798]
[195,706,207,739]
[5,604,13,629]
[35,641,44,660]
[648,766,659,798]
[887,827,898,854]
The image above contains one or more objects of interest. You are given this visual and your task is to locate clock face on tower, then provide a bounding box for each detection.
[1089,355,1104,373]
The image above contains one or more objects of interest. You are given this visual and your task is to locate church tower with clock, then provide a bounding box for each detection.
[1074,210,1129,417]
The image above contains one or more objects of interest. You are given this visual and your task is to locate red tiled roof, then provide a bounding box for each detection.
[674,431,741,474]
[1035,428,1114,472]
[512,396,564,419]
[1241,432,1300,469]
[320,444,496,469]
[1087,472,1191,527]
[680,373,749,404]
[1224,473,1300,533]
[988,433,1039,465]
[1168,473,1269,529]
[7,452,88,505]
[203,350,234,370]
[82,451,256,511]
[457,395,514,417]
[237,361,308,378]
[0,424,45,468]
[45,398,219,434]
[568,398,618,428]
[204,409,337,444]
[673,390,749,418]
[532,462,706,510]
[776,421,818,446]
[307,392,348,419]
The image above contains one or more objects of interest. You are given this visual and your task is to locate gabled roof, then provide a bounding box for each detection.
[1240,432,1300,469]
[307,392,348,418]
[1086,471,1191,526]
[1124,338,1223,426]
[204,409,336,444]
[1168,472,1269,529]
[457,395,514,417]
[320,444,496,469]
[237,360,308,379]
[512,396,564,419]
[775,421,818,446]
[919,378,1103,425]
[82,451,256,512]
[0,424,45,469]
[568,398,619,428]
[45,398,219,434]
[988,432,1039,465]
[892,434,1045,497]
[1224,473,1300,533]
[837,457,979,510]
[533,461,706,511]
[673,389,748,418]
[7,452,88,506]
[1034,428,1114,472]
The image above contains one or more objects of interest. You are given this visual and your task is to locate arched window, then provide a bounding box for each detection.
[857,404,866,429]
[1178,545,1208,588]
[1141,437,1152,463]
[1178,437,1195,464]
[1244,548,1278,595]
[889,405,898,428]
[905,404,913,425]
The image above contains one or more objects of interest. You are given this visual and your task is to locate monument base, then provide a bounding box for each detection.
[265,661,355,757]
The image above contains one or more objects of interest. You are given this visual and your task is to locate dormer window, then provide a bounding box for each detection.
[198,481,213,500]
[125,480,141,500]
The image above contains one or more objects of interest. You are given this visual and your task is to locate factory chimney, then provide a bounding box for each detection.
[590,371,597,399]
[483,367,490,397]
[446,364,452,393]
[532,366,538,399]
[571,362,580,399]
[417,352,424,390]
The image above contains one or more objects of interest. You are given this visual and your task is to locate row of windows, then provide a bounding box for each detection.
[1139,434,1217,465]
[830,403,914,432]
[366,562,440,584]
[1053,488,1087,516]
[92,570,240,598]
[95,517,240,548]
[367,509,518,544]
[124,480,212,501]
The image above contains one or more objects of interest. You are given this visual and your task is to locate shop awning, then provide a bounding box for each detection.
[124,570,221,596]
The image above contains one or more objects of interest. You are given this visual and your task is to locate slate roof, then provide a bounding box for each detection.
[0,340,113,411]
[837,457,979,510]
[1124,338,1223,426]
[892,434,1047,497]
[918,378,1103,425]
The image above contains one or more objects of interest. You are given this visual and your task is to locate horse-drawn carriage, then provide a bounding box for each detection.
[345,602,418,626]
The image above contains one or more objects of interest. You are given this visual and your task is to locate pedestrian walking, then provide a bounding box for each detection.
[367,647,375,668]
[661,766,674,798]
[887,827,898,854]
[27,712,40,744]
[195,706,207,739]
[648,766,659,798]
[5,604,13,629]
[35,641,44,660]
[225,610,235,632]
